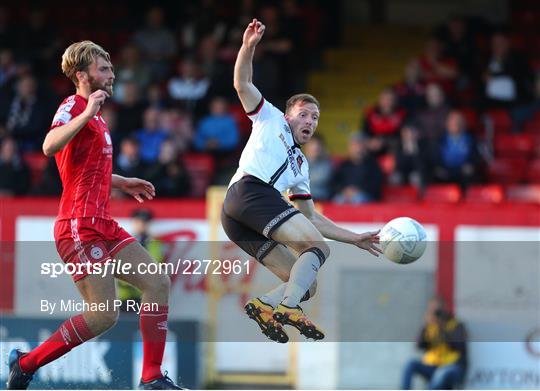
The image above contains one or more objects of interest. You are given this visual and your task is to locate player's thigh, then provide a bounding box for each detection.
[271,213,329,257]
[113,241,170,293]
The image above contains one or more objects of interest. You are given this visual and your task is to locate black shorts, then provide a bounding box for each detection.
[221,175,300,262]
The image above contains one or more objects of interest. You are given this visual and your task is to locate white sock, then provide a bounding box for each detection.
[282,251,321,308]
[260,283,287,308]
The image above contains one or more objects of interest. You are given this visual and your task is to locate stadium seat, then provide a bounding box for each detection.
[382,185,419,202]
[465,184,504,204]
[460,107,483,135]
[493,133,534,158]
[506,184,540,204]
[423,184,462,203]
[527,159,540,183]
[487,158,528,184]
[182,153,215,198]
[22,152,49,188]
[485,109,513,133]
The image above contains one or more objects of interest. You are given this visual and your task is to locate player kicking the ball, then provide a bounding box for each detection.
[221,19,382,343]
[7,41,181,389]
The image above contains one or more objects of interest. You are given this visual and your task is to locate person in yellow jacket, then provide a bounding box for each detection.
[402,296,467,389]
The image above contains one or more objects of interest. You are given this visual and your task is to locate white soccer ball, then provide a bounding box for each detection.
[380,217,426,264]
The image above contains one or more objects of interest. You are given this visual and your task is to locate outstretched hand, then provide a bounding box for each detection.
[120,177,155,203]
[353,230,383,257]
[243,18,265,48]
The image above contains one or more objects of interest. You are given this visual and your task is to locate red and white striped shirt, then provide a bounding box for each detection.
[50,95,113,220]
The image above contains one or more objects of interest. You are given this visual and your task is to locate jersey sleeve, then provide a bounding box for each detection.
[50,96,84,130]
[288,175,312,201]
[246,97,283,124]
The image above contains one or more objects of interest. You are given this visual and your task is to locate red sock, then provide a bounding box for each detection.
[140,305,168,382]
[19,314,94,374]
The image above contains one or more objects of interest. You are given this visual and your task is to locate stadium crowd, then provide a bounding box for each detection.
[0,1,539,202]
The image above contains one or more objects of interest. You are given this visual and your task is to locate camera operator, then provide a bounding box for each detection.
[401,296,468,389]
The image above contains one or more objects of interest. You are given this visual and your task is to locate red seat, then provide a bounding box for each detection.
[377,154,395,176]
[382,186,419,202]
[506,185,540,204]
[423,184,462,203]
[494,133,534,158]
[465,184,504,204]
[485,109,513,133]
[487,158,528,184]
[182,153,215,198]
[22,152,49,188]
[527,159,540,183]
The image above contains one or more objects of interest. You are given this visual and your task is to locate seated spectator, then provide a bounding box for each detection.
[135,107,169,164]
[112,44,151,104]
[0,49,17,87]
[363,88,407,154]
[146,82,169,109]
[133,6,177,81]
[114,137,146,180]
[433,111,479,188]
[401,296,467,390]
[33,157,61,196]
[0,137,30,195]
[415,83,451,148]
[144,139,191,197]
[161,107,193,153]
[481,30,532,109]
[417,37,458,95]
[333,133,383,204]
[193,97,239,153]
[0,74,52,151]
[394,59,426,113]
[303,134,332,201]
[115,81,146,139]
[390,124,429,189]
[435,16,476,80]
[167,58,210,114]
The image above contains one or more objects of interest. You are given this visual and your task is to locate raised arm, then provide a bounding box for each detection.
[233,18,265,113]
[42,90,109,157]
[293,198,382,257]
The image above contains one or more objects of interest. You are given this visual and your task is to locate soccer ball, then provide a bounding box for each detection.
[379,217,426,264]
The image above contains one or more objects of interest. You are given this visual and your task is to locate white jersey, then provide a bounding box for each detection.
[229,98,312,200]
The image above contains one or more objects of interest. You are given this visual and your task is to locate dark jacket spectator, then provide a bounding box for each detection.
[115,81,146,139]
[391,124,430,189]
[333,133,383,204]
[0,137,30,195]
[394,60,426,113]
[114,137,147,180]
[415,83,451,147]
[144,139,191,197]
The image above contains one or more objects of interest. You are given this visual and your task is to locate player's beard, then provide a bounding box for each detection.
[88,75,113,96]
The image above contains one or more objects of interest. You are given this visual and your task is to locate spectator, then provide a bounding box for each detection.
[363,88,407,154]
[115,81,146,139]
[482,31,532,109]
[167,58,210,114]
[112,44,151,104]
[436,16,476,79]
[0,137,30,196]
[390,124,429,189]
[0,49,17,87]
[114,137,146,180]
[417,37,458,95]
[193,96,239,153]
[161,107,193,153]
[135,107,169,164]
[333,133,383,204]
[0,74,52,151]
[144,139,191,197]
[303,134,332,201]
[394,59,426,113]
[33,157,61,196]
[433,111,479,188]
[146,82,169,109]
[133,6,177,81]
[415,83,451,147]
[401,296,467,390]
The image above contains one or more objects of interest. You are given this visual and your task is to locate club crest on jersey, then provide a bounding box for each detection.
[89,245,104,260]
[296,155,304,171]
